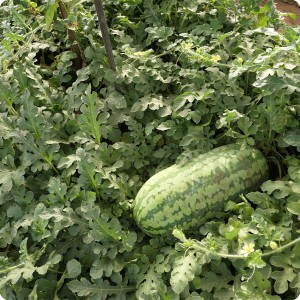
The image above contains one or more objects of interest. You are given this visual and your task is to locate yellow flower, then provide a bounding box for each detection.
[237,57,244,64]
[134,49,153,57]
[240,242,255,257]
[211,55,221,62]
[181,41,193,51]
[270,241,278,250]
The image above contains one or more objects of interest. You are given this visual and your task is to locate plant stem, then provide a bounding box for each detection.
[58,1,85,69]
[0,263,24,274]
[94,0,117,71]
[176,231,300,260]
[261,236,300,257]
[94,0,122,93]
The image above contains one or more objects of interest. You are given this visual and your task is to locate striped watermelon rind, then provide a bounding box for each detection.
[133,144,269,236]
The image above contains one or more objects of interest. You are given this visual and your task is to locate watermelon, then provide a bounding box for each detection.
[133,144,269,236]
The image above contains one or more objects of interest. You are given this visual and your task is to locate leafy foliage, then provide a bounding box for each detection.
[1,0,300,299]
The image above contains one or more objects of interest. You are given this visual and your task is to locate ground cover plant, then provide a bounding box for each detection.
[1,0,300,299]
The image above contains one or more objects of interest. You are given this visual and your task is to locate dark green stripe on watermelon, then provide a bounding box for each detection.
[133,144,269,236]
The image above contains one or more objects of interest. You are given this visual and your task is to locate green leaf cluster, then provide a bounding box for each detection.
[1,0,300,299]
